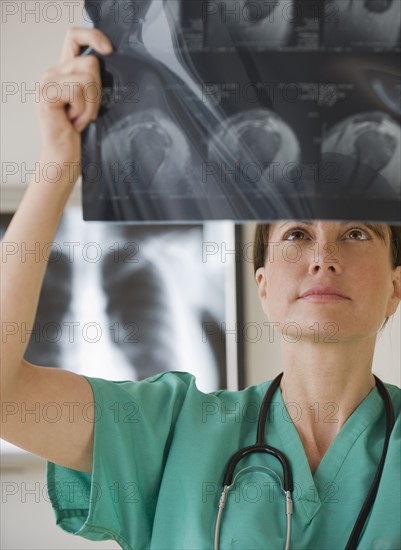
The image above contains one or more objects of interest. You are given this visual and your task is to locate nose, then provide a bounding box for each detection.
[307,240,341,275]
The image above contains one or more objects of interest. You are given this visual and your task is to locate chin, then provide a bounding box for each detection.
[276,315,343,344]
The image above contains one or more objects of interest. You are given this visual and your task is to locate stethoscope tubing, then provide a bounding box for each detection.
[345,375,395,549]
[214,372,395,550]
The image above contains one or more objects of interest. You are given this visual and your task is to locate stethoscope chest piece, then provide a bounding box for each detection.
[213,372,394,550]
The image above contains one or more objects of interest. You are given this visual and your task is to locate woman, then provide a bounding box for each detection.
[1,28,400,549]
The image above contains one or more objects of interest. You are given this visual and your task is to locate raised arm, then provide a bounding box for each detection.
[0,28,113,473]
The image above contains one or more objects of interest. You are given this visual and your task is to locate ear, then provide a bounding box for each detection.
[385,265,401,318]
[255,266,268,301]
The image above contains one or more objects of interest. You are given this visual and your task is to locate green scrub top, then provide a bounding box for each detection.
[47,372,401,549]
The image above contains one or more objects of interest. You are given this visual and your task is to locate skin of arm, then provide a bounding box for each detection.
[0,28,113,473]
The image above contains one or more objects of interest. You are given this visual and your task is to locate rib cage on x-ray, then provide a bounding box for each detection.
[0,210,227,391]
[82,0,401,222]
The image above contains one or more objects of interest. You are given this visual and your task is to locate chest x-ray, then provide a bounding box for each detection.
[82,0,401,222]
[0,211,230,391]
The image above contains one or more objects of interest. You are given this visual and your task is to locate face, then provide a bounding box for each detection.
[255,221,401,343]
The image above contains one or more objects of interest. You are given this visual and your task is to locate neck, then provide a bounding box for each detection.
[280,338,377,411]
[278,337,377,474]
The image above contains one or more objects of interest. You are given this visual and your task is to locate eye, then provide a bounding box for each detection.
[345,228,371,240]
[283,228,310,241]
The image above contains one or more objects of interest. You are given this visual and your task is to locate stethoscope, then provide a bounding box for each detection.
[214,372,395,550]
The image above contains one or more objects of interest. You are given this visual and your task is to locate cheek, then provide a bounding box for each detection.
[264,269,292,318]
[350,263,392,317]
[355,260,385,292]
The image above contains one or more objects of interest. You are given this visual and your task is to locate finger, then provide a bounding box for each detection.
[38,71,100,132]
[59,56,102,121]
[60,27,113,63]
[58,54,102,81]
[69,77,102,131]
[64,82,88,123]
[72,102,97,132]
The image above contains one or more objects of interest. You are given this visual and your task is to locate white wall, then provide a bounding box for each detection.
[1,441,119,549]
[1,0,85,211]
[242,223,401,387]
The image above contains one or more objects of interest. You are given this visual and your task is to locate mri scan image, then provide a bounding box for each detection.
[81,0,401,222]
[367,69,401,115]
[204,0,295,50]
[323,0,401,50]
[84,0,152,52]
[321,112,401,197]
[101,110,195,195]
[208,109,301,194]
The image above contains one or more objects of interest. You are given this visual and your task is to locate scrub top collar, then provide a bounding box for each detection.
[258,380,384,521]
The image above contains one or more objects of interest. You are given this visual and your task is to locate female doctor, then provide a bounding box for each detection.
[1,27,401,549]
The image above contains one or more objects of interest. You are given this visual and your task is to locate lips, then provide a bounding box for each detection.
[299,286,350,302]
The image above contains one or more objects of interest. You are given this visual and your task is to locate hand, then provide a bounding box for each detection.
[36,27,113,175]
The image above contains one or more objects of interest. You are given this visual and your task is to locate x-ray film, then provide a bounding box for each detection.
[0,212,229,391]
[81,0,401,222]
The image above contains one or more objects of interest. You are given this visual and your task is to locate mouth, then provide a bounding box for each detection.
[298,286,350,302]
